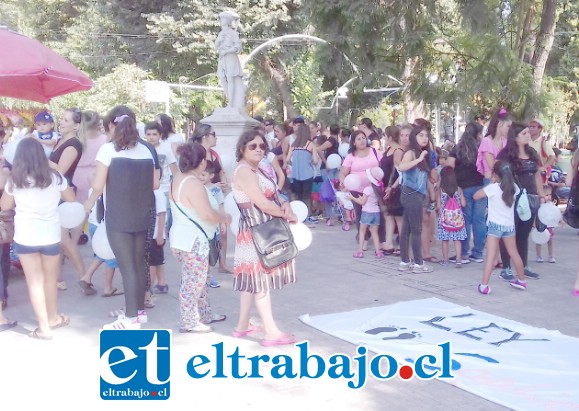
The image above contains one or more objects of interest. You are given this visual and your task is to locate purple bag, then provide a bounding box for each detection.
[320,178,336,203]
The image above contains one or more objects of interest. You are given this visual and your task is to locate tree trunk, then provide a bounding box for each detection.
[258,57,298,120]
[517,1,536,64]
[401,57,426,123]
[531,0,558,93]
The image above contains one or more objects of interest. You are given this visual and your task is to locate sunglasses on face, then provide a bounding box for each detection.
[247,143,267,151]
[207,131,216,137]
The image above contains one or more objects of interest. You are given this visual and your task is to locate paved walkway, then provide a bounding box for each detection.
[1,218,578,410]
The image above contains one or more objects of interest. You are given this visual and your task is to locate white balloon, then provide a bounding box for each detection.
[338,143,349,158]
[326,153,342,170]
[344,174,361,191]
[58,202,86,229]
[537,202,561,228]
[530,227,550,245]
[289,222,312,251]
[290,200,308,223]
[92,224,115,260]
[224,192,240,219]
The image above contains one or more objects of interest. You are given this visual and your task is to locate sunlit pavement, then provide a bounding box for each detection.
[2,218,578,410]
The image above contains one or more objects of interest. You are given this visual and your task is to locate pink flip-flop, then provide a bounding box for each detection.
[573,289,579,297]
[232,324,261,338]
[260,334,296,347]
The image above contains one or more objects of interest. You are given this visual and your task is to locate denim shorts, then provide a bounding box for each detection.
[487,221,515,238]
[13,242,61,256]
[360,211,381,226]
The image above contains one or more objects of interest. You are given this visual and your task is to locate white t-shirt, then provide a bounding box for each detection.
[484,182,520,229]
[167,133,185,148]
[153,140,177,193]
[5,173,68,246]
[153,189,167,239]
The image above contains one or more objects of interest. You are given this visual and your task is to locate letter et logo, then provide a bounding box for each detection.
[100,330,171,400]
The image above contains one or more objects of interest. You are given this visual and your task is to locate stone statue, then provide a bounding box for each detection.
[216,11,246,111]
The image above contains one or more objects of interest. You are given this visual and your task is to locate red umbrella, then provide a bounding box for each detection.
[0,26,93,103]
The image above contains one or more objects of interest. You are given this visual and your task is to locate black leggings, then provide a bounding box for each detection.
[292,178,313,215]
[400,188,425,265]
[107,230,148,318]
[499,211,535,268]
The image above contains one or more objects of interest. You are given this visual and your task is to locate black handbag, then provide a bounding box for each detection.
[241,168,298,269]
[249,216,298,269]
[173,200,220,266]
[564,172,579,229]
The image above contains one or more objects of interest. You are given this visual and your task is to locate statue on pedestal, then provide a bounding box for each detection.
[216,11,246,112]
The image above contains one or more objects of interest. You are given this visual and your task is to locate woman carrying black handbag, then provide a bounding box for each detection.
[232,129,299,347]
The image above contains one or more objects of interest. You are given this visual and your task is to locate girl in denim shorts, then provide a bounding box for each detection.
[473,160,527,294]
[349,167,385,259]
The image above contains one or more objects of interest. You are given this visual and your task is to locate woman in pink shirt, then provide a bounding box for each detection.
[476,109,511,184]
[339,130,383,245]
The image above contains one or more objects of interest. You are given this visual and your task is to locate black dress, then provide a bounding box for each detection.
[49,138,83,187]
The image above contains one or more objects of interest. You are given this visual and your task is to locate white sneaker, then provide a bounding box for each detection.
[103,315,141,330]
[412,264,434,273]
[109,308,148,324]
[398,261,412,271]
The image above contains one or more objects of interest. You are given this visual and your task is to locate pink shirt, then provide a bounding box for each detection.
[362,186,380,213]
[342,149,382,192]
[476,136,506,176]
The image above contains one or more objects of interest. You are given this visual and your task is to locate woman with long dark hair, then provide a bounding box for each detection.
[398,125,434,273]
[287,124,319,216]
[156,113,185,156]
[339,129,383,246]
[1,138,75,339]
[447,122,486,263]
[85,106,160,329]
[496,122,547,281]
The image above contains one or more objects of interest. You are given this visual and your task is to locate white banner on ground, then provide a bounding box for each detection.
[300,297,579,411]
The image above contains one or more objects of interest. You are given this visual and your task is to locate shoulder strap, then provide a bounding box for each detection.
[176,175,195,201]
[170,182,209,240]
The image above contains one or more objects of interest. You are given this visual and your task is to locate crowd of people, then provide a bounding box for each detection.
[0,107,578,344]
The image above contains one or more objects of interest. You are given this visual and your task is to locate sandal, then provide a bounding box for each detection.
[29,328,53,340]
[381,248,395,255]
[203,314,227,324]
[375,250,385,259]
[342,222,351,231]
[423,256,439,263]
[78,280,97,296]
[352,251,364,258]
[232,324,262,338]
[50,314,70,330]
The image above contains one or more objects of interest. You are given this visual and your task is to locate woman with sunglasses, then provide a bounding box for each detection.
[49,108,85,291]
[231,130,298,346]
[191,124,232,273]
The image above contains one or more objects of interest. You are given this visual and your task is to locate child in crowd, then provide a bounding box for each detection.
[32,112,58,157]
[78,188,121,297]
[474,160,527,294]
[437,167,467,267]
[200,163,225,288]
[148,189,168,297]
[145,121,178,232]
[335,188,354,231]
[349,167,385,259]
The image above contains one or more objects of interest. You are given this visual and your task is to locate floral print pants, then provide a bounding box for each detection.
[172,238,213,330]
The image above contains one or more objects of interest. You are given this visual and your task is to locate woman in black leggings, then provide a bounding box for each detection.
[496,122,548,281]
[85,106,160,329]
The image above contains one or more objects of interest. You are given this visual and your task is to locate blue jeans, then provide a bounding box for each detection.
[461,186,487,259]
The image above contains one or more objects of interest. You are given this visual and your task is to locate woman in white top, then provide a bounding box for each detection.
[170,142,231,333]
[1,138,75,339]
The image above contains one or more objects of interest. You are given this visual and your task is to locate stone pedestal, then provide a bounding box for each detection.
[201,107,261,181]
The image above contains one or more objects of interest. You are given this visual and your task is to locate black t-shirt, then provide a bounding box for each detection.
[49,137,83,187]
[449,147,483,189]
[496,150,540,195]
[321,136,339,170]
